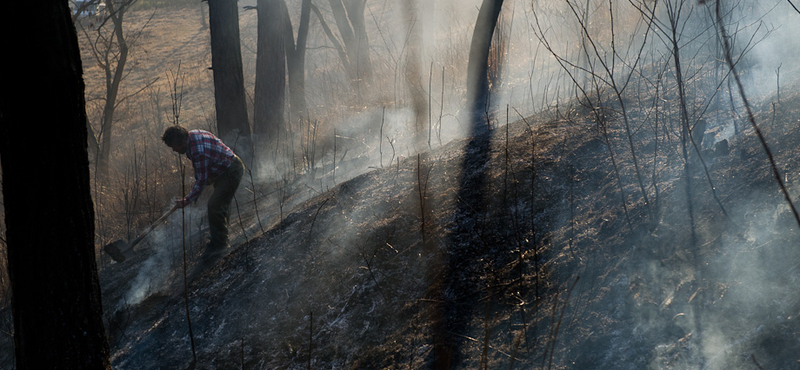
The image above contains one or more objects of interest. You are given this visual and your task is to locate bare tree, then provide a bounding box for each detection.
[79,0,152,176]
[465,0,505,131]
[283,0,312,119]
[208,0,253,159]
[253,0,287,160]
[0,1,110,368]
[312,0,373,92]
[400,0,430,150]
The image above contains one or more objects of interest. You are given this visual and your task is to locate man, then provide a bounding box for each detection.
[162,125,245,257]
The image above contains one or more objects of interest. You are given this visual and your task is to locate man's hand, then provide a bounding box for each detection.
[175,198,191,208]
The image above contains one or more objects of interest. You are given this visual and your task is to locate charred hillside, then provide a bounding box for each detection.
[85,83,800,369]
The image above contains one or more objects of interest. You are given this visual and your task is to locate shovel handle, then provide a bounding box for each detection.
[128,204,180,248]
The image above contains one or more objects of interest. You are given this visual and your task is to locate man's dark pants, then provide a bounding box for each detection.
[207,156,244,251]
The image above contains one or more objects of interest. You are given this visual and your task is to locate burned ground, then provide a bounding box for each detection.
[68,86,800,369]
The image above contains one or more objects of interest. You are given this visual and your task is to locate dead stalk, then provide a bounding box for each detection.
[359,245,389,301]
[333,129,337,185]
[751,354,765,370]
[417,154,427,245]
[541,276,579,370]
[233,196,249,259]
[166,61,197,364]
[480,285,494,370]
[179,157,197,364]
[508,293,537,369]
[439,65,445,145]
[511,107,540,299]
[248,167,265,234]
[307,312,313,370]
[428,61,433,150]
[380,107,385,168]
[775,63,781,105]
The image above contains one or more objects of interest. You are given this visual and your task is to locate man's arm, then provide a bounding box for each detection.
[178,155,210,207]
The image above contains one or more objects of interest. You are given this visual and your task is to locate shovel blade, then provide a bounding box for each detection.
[104,240,129,263]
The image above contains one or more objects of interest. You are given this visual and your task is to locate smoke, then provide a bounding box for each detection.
[123,226,174,306]
[731,1,800,98]
[121,206,206,307]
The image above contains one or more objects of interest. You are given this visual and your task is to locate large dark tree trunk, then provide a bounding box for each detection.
[208,0,253,159]
[0,2,111,369]
[254,0,287,158]
[465,0,504,132]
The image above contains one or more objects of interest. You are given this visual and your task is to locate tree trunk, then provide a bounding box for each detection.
[465,0,504,131]
[208,0,253,159]
[400,0,429,150]
[324,0,372,89]
[284,0,311,118]
[342,0,371,82]
[97,0,129,177]
[254,0,287,159]
[0,2,111,369]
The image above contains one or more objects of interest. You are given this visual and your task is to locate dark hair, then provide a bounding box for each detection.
[162,125,189,146]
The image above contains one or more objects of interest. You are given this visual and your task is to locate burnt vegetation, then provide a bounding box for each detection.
[3,0,800,369]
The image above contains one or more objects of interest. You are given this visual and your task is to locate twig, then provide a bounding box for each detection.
[307,312,313,370]
[751,354,765,370]
[247,167,265,235]
[546,276,579,370]
[428,61,433,149]
[481,285,494,370]
[359,246,388,301]
[786,0,800,14]
[380,106,385,168]
[233,196,249,248]
[439,65,445,146]
[179,157,197,364]
[309,196,333,233]
[417,154,427,245]
[333,129,337,185]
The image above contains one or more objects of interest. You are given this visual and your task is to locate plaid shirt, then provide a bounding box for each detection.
[184,130,235,203]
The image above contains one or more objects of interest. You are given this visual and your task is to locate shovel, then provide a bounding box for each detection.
[103,204,179,263]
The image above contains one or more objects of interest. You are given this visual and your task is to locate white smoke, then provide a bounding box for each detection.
[122,206,206,307]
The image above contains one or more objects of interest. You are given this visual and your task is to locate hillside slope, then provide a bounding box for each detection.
[92,87,800,369]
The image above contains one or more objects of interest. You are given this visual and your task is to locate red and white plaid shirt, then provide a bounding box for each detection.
[184,130,235,203]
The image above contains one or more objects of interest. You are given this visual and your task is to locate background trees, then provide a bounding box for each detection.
[208,0,253,160]
[312,0,373,94]
[77,0,153,176]
[0,1,110,368]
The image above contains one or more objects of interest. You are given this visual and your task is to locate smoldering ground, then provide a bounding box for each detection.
[121,205,207,308]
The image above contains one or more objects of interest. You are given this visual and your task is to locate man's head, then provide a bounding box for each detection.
[162,125,189,154]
